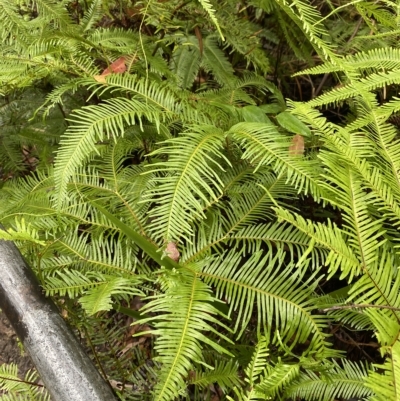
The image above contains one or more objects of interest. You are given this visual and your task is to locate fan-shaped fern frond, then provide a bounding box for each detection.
[0,218,45,245]
[79,274,143,315]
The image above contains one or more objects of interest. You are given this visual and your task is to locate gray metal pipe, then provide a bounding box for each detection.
[0,238,117,401]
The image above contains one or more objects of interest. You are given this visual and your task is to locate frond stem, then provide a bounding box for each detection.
[321,304,400,312]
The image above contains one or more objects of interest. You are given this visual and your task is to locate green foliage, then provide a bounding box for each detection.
[1,0,400,400]
[0,363,50,401]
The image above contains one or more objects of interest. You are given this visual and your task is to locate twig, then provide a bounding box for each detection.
[313,73,329,98]
[0,375,44,387]
[321,303,400,312]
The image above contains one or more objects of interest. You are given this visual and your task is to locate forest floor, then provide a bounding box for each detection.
[0,311,34,376]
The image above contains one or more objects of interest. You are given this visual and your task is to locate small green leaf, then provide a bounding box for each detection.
[242,105,273,123]
[276,111,311,137]
[80,277,141,315]
[259,104,283,114]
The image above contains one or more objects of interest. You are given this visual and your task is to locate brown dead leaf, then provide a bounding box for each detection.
[194,25,203,55]
[101,56,126,76]
[93,75,107,83]
[165,242,180,262]
[94,57,127,83]
[289,134,305,156]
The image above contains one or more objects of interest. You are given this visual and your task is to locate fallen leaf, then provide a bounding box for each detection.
[94,57,127,83]
[93,75,107,83]
[194,25,203,55]
[165,242,180,262]
[101,56,126,76]
[289,134,304,156]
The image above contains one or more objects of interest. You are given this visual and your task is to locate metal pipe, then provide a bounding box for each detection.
[0,238,117,401]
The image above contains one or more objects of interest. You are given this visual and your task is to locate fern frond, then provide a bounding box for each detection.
[53,96,163,209]
[137,266,231,401]
[44,269,97,298]
[182,167,295,261]
[244,336,270,387]
[0,218,45,245]
[274,0,339,63]
[79,274,143,315]
[229,221,329,269]
[298,47,400,77]
[365,311,400,401]
[201,35,235,86]
[0,364,50,401]
[228,122,324,199]
[144,126,228,242]
[256,361,300,397]
[189,360,241,393]
[201,250,334,357]
[286,360,372,401]
[308,71,400,107]
[172,36,201,89]
[346,247,400,323]
[274,208,359,276]
[197,0,224,40]
[30,0,73,30]
[80,0,103,32]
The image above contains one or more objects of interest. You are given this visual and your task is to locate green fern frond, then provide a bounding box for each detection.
[201,35,235,86]
[144,126,228,242]
[286,360,372,401]
[79,274,143,315]
[256,361,300,397]
[319,154,388,279]
[0,364,50,401]
[172,36,201,89]
[53,96,163,209]
[189,360,241,392]
[87,27,143,51]
[364,313,400,401]
[201,250,334,357]
[298,47,400,77]
[44,269,96,298]
[346,247,400,322]
[244,336,270,387]
[80,0,103,32]
[197,0,224,40]
[137,266,231,401]
[229,221,329,269]
[228,122,324,199]
[0,218,45,245]
[308,71,400,107]
[274,208,359,276]
[29,0,73,30]
[274,0,339,63]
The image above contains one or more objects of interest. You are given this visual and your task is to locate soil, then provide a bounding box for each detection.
[0,310,34,377]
